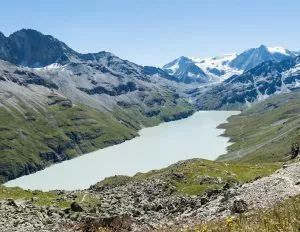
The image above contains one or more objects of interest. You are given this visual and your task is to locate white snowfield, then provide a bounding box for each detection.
[267,46,290,55]
[189,53,242,80]
[39,63,64,70]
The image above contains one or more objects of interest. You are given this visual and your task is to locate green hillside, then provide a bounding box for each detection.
[218,90,300,163]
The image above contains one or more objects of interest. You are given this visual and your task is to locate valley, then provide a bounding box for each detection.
[0,28,299,232]
[0,90,298,232]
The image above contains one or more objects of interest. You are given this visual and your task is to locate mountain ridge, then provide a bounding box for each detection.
[163,45,297,83]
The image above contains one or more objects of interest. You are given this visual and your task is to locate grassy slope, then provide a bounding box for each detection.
[93,158,280,196]
[0,91,194,183]
[0,95,137,183]
[218,90,300,163]
[0,184,102,210]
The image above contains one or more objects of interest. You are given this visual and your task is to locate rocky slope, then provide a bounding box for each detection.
[1,160,299,232]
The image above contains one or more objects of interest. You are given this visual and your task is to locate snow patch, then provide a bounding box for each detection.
[168,62,179,74]
[267,46,289,56]
[34,63,65,71]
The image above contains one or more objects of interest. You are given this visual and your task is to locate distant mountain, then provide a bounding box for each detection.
[162,56,209,83]
[163,45,297,83]
[229,45,296,71]
[0,29,79,67]
[186,54,242,80]
[196,55,300,109]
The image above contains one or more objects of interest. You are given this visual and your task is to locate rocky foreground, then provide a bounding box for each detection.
[1,162,299,232]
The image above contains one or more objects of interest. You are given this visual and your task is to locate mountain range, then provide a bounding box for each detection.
[163,45,298,83]
[194,55,300,110]
[0,28,300,183]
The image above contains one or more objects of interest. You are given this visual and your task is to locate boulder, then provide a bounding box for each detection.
[200,197,209,205]
[70,202,84,212]
[232,199,248,213]
[169,172,186,181]
[6,198,18,207]
[197,176,223,185]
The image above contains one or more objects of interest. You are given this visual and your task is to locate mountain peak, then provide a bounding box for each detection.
[10,28,44,36]
[0,28,78,67]
[229,45,295,71]
[258,44,268,49]
[0,29,131,68]
[162,56,209,83]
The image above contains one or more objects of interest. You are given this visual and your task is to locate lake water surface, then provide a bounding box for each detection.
[5,111,239,191]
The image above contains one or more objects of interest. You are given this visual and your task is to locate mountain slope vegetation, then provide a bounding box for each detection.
[218,90,300,163]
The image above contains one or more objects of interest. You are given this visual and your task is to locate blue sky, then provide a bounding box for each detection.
[0,0,299,66]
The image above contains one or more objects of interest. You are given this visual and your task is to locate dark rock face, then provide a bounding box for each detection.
[206,67,225,76]
[161,109,194,122]
[0,162,44,183]
[4,68,59,89]
[0,29,78,67]
[142,66,177,82]
[144,109,160,117]
[78,82,137,96]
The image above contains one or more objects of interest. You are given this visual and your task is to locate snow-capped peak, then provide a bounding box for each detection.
[163,45,297,84]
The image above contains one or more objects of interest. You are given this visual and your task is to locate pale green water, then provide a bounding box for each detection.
[5,111,239,190]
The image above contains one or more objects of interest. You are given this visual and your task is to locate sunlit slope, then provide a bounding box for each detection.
[218,90,300,163]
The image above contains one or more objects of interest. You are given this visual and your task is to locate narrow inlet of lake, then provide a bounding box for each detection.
[5,111,239,190]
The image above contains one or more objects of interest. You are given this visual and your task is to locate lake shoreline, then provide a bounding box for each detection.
[0,107,195,185]
[4,111,239,191]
